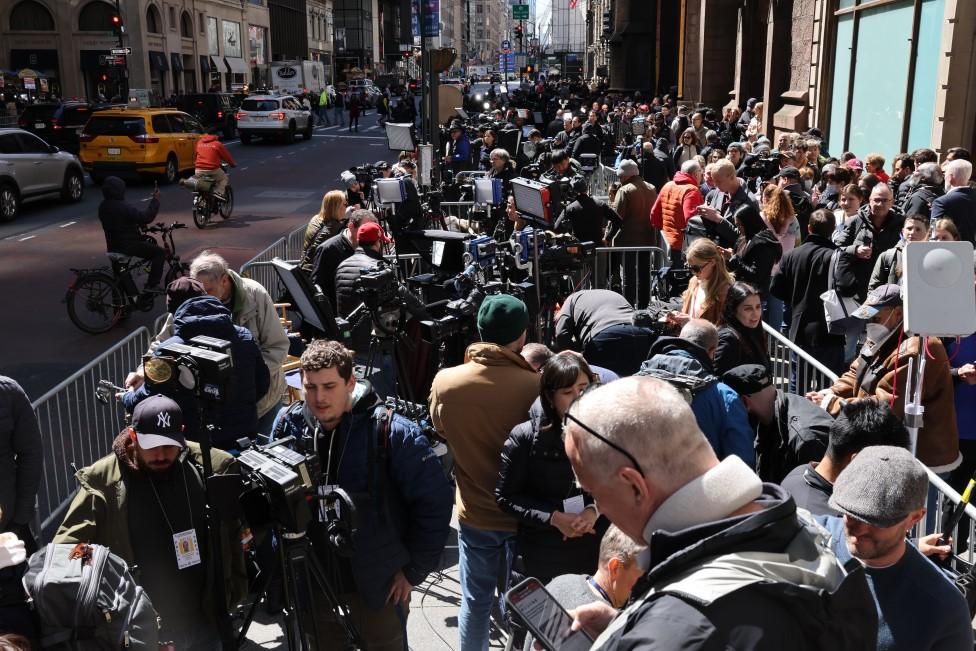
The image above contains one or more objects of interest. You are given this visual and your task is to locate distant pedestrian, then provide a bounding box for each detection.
[348,92,361,132]
[318,87,331,126]
[333,89,345,126]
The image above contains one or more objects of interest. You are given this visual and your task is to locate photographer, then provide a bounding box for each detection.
[122,279,270,450]
[342,171,367,209]
[312,209,380,311]
[554,178,621,245]
[272,340,453,650]
[55,396,247,649]
[542,147,582,182]
[335,223,430,398]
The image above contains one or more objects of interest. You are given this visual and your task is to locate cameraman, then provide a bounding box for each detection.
[272,340,453,650]
[334,223,430,398]
[554,177,621,245]
[55,396,247,649]
[542,148,582,182]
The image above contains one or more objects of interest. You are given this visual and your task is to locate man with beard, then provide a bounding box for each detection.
[55,396,246,650]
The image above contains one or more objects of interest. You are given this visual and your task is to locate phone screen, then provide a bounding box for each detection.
[506,578,593,651]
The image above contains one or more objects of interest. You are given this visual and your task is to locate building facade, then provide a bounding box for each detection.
[307,0,333,80]
[466,0,505,66]
[678,0,976,161]
[0,0,272,101]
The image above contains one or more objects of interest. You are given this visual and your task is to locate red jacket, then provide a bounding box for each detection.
[651,172,704,250]
[194,135,235,170]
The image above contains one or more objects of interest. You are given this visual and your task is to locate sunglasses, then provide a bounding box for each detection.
[688,262,708,274]
[563,398,645,478]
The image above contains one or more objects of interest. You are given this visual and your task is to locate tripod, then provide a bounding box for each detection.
[364,330,416,402]
[237,528,364,651]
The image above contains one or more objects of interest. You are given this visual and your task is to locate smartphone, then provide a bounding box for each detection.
[505,577,593,651]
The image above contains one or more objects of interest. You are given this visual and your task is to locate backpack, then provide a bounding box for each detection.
[820,249,861,335]
[24,543,159,649]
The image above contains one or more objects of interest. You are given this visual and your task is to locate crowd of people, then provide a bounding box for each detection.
[2,73,976,651]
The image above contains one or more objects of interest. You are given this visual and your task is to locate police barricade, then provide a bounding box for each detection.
[240,236,289,298]
[31,326,153,540]
[762,322,974,566]
[588,246,667,309]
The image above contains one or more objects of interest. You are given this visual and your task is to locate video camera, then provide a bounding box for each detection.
[349,163,380,186]
[740,150,780,180]
[355,265,399,311]
[143,335,233,403]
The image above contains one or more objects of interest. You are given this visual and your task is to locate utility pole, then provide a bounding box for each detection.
[113,0,129,100]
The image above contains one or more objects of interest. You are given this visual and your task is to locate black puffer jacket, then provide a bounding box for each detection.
[727,229,782,295]
[98,176,160,250]
[495,417,604,584]
[834,204,904,302]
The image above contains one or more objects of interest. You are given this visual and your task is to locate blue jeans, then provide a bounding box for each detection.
[317,106,330,125]
[763,296,784,333]
[458,524,515,651]
[334,106,345,126]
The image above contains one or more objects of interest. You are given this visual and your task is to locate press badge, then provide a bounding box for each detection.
[563,495,585,515]
[173,529,202,569]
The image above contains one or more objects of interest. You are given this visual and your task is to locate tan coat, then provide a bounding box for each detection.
[429,342,540,532]
[612,177,658,247]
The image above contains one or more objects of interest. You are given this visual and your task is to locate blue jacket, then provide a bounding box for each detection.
[272,382,454,609]
[948,335,976,441]
[123,296,270,446]
[931,187,976,244]
[641,338,756,467]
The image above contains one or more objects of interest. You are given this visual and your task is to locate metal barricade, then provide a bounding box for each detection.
[590,246,667,308]
[284,224,308,261]
[31,326,153,539]
[440,201,475,225]
[240,236,289,299]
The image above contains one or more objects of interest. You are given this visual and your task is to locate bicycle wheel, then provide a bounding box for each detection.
[65,273,124,334]
[219,186,234,219]
[164,261,190,286]
[193,201,209,229]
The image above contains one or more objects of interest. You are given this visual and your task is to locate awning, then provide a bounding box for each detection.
[209,56,219,72]
[80,50,110,70]
[224,57,248,75]
[170,53,183,72]
[148,51,169,72]
[200,55,210,73]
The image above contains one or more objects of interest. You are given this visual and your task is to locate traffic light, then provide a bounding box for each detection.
[110,12,124,37]
[514,24,523,39]
[602,10,613,36]
[526,65,533,74]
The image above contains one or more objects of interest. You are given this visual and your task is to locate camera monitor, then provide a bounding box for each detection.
[384,122,417,152]
[270,257,340,339]
[533,111,544,125]
[511,177,555,227]
[517,108,529,119]
[375,178,407,203]
[578,153,598,173]
[631,117,646,136]
[474,178,504,205]
[498,128,522,160]
[402,229,473,275]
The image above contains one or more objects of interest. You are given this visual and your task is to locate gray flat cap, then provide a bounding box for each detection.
[828,445,928,529]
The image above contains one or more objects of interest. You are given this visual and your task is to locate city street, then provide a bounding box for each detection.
[0,110,396,399]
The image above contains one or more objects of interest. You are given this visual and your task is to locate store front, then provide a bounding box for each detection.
[79,49,120,102]
[9,49,60,100]
[148,51,168,97]
[224,56,248,91]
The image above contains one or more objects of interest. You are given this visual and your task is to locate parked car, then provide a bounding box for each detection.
[18,101,93,154]
[175,93,237,139]
[78,108,205,184]
[0,128,85,221]
[235,94,313,145]
[346,78,382,107]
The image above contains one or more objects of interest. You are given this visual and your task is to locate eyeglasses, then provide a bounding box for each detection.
[563,407,645,478]
[688,261,709,274]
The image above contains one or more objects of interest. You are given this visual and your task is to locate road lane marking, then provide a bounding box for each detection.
[60,221,76,228]
[312,134,388,140]
[18,235,35,241]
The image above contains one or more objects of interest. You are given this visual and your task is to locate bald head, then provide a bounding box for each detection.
[868,183,894,219]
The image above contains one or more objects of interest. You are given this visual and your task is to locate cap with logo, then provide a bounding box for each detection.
[357,221,392,244]
[851,283,903,320]
[131,395,186,449]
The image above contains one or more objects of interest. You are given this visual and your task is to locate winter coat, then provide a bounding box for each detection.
[901,183,942,219]
[0,376,41,530]
[755,391,832,484]
[54,434,248,618]
[273,383,453,609]
[715,320,770,376]
[640,338,755,467]
[98,177,160,250]
[335,246,388,354]
[931,187,976,244]
[592,485,877,651]
[429,343,540,532]
[769,234,845,349]
[124,297,270,445]
[495,419,604,583]
[312,230,356,310]
[612,177,658,247]
[826,329,960,470]
[650,172,705,251]
[301,215,343,272]
[834,204,905,302]
[153,270,288,419]
[727,229,782,295]
[868,242,904,291]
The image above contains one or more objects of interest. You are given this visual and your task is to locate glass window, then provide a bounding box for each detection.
[146,4,162,34]
[907,0,945,151]
[10,0,54,30]
[167,114,187,132]
[62,106,91,126]
[0,135,22,154]
[152,114,174,133]
[828,14,853,153]
[78,0,113,31]
[241,99,278,111]
[16,133,50,153]
[84,116,147,136]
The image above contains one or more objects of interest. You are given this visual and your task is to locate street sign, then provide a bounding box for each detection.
[501,39,511,52]
[512,4,529,20]
[110,47,131,55]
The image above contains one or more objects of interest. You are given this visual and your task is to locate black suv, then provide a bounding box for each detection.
[175,93,237,138]
[18,102,93,154]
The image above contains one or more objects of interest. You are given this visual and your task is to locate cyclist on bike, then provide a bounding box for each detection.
[193,129,236,201]
[98,176,164,293]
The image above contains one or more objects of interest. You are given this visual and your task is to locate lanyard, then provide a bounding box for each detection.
[586,575,612,605]
[148,463,194,536]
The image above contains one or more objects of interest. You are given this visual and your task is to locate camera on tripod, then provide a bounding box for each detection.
[143,335,233,403]
[349,163,378,186]
[355,266,399,311]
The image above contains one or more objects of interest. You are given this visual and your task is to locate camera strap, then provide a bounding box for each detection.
[368,405,393,524]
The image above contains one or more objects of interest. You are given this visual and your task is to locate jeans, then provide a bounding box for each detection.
[318,106,331,125]
[458,524,516,651]
[334,106,345,126]
[763,296,785,333]
[256,399,283,439]
[112,240,165,289]
[583,324,655,377]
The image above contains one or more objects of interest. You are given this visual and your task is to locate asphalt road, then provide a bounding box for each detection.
[0,110,397,399]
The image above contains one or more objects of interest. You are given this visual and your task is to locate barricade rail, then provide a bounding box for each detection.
[32,326,152,539]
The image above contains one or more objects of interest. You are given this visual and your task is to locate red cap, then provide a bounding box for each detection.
[357,221,392,244]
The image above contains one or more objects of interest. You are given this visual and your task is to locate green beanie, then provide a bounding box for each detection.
[477,294,529,345]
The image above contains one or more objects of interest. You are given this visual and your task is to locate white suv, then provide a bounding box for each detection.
[235,94,313,145]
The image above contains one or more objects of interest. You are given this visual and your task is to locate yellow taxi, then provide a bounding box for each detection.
[78,107,205,184]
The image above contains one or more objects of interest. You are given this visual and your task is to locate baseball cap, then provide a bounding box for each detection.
[340,170,358,187]
[616,159,639,178]
[131,395,186,449]
[721,364,773,397]
[774,166,801,179]
[357,221,392,244]
[846,158,865,170]
[851,284,902,320]
[374,160,391,170]
[829,445,928,528]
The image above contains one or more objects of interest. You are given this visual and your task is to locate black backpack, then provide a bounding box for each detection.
[24,543,159,649]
